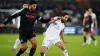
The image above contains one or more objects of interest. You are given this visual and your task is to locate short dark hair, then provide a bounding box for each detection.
[61,12,68,16]
[29,0,37,5]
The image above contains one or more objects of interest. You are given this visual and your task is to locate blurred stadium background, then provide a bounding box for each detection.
[0,0,100,56]
[0,0,100,34]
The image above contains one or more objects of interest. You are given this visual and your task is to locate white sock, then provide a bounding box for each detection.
[13,38,20,49]
[25,49,30,54]
[88,36,91,45]
[62,49,68,56]
[86,36,89,44]
[43,54,46,56]
[94,40,97,46]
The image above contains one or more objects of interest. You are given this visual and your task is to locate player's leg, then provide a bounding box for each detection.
[16,31,28,56]
[55,41,68,56]
[86,27,94,45]
[29,37,37,56]
[12,37,30,54]
[89,32,97,46]
[12,38,20,54]
[86,35,91,45]
[86,28,92,45]
[40,46,47,56]
[16,42,28,56]
[16,37,28,56]
[82,31,87,45]
[40,39,52,56]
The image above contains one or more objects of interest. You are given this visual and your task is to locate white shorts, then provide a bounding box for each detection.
[42,37,61,48]
[91,27,94,32]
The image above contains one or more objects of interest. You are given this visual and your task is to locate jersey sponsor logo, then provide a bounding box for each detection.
[26,14,36,19]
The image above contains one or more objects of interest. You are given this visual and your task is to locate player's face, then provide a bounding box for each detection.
[63,15,69,21]
[30,4,37,11]
[88,8,92,13]
[61,15,69,23]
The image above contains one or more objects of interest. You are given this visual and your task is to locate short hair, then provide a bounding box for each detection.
[61,12,68,16]
[29,0,37,5]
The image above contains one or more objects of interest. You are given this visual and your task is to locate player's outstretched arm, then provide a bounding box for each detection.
[38,16,50,23]
[0,12,21,28]
[60,30,69,44]
[48,17,59,24]
[4,13,20,25]
[48,18,57,24]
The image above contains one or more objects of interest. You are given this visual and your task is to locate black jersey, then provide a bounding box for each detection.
[4,8,50,30]
[84,15,92,28]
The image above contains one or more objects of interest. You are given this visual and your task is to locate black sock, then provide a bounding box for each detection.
[84,36,86,43]
[41,53,44,56]
[16,48,26,56]
[91,36,95,41]
[29,48,36,56]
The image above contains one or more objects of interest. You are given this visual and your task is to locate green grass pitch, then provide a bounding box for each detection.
[0,34,100,56]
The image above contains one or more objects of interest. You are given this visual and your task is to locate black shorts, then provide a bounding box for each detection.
[19,28,36,44]
[84,27,91,32]
[84,24,91,32]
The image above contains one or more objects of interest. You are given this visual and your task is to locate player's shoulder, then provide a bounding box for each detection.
[21,8,29,12]
[84,13,87,17]
[91,13,96,16]
[53,16,59,20]
[91,13,96,18]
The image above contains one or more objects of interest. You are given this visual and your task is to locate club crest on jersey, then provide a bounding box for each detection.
[53,22,57,25]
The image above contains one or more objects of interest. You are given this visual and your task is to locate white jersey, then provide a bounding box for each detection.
[84,12,96,31]
[45,16,65,40]
[12,9,23,29]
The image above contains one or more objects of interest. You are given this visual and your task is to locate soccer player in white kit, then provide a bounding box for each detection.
[83,8,97,46]
[12,4,30,54]
[40,12,69,56]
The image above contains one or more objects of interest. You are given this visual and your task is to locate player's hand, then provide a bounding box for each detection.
[63,40,69,44]
[0,24,4,27]
[13,24,17,28]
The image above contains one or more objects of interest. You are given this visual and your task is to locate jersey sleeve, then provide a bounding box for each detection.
[12,9,22,24]
[37,15,50,23]
[4,9,24,25]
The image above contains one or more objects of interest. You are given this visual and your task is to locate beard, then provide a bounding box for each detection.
[61,20,66,23]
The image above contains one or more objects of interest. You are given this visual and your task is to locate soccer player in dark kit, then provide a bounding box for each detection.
[0,1,50,56]
[82,11,97,46]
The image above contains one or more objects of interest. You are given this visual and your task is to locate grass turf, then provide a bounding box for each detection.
[0,34,100,56]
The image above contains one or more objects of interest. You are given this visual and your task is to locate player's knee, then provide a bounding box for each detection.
[23,46,28,50]
[21,45,28,49]
[83,34,86,37]
[32,43,37,48]
[83,32,87,36]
